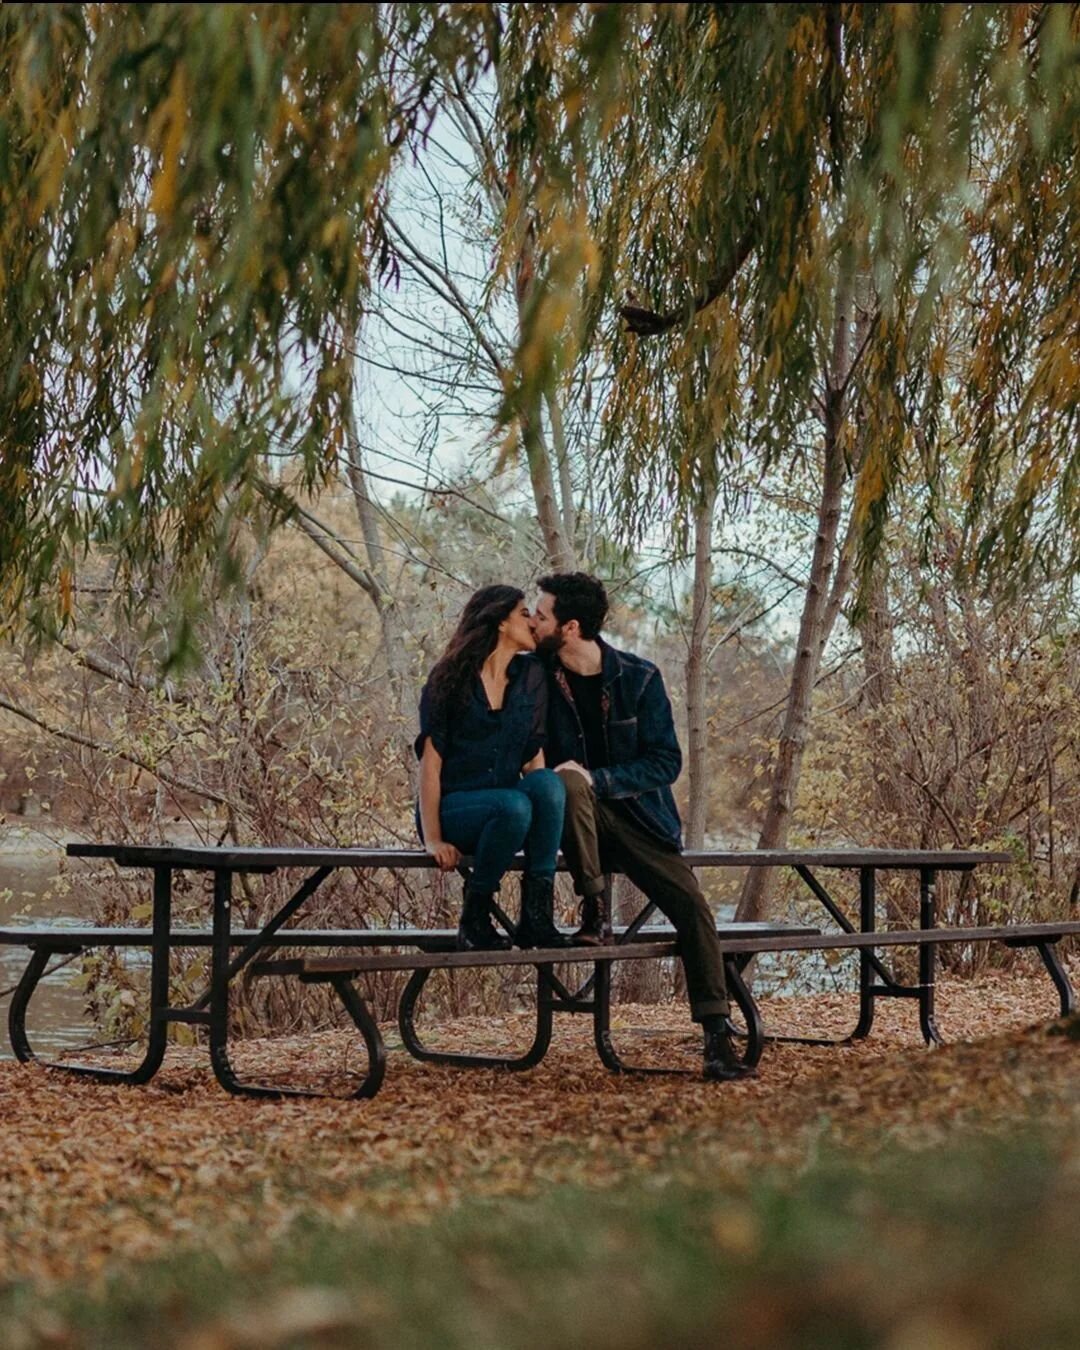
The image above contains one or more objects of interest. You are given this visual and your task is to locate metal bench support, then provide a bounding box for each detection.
[591,956,764,1075]
[203,869,387,1100]
[398,966,555,1071]
[8,866,173,1085]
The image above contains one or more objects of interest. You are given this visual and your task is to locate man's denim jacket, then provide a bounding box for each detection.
[543,640,684,848]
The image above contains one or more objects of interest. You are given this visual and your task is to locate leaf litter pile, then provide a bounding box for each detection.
[1,960,1078,1289]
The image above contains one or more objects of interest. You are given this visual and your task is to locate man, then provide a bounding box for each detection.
[531,572,752,1082]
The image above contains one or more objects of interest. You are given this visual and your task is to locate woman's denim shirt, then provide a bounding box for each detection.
[415,655,548,795]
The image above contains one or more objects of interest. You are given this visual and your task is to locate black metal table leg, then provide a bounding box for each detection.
[9,864,172,1086]
[190,866,334,1012]
[751,865,931,1050]
[854,866,877,1040]
[207,868,242,1093]
[919,867,942,1045]
[571,884,652,1002]
[998,936,1076,1018]
[9,947,69,1063]
[1032,940,1076,1017]
[782,864,905,1045]
[328,976,388,1098]
[745,864,881,1049]
[592,958,628,1072]
[591,955,768,1076]
[725,960,765,1067]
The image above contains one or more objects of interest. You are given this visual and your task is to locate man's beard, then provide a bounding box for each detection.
[534,630,565,656]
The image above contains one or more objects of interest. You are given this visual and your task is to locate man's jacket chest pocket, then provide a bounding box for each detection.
[607,716,638,759]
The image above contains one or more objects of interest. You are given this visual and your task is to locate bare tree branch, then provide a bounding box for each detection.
[715,545,809,591]
[384,213,506,375]
[55,637,187,704]
[717,648,861,735]
[288,509,385,603]
[0,695,240,812]
[705,587,801,662]
[253,482,385,604]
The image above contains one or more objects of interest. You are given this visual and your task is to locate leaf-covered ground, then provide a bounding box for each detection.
[2,961,1078,1294]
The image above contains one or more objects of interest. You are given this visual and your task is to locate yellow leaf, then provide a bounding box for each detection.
[321,214,347,248]
[58,567,74,623]
[32,106,75,222]
[150,66,188,223]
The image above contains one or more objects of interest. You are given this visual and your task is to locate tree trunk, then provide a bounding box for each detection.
[521,397,577,571]
[856,556,908,923]
[516,223,576,572]
[342,373,415,770]
[685,481,717,851]
[736,262,855,922]
[859,561,895,710]
[546,389,577,554]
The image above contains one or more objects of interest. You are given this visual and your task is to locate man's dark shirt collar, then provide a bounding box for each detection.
[542,637,622,686]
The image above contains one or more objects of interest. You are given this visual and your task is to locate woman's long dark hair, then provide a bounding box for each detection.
[427,585,525,716]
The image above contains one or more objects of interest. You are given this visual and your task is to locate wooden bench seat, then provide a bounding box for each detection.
[253,919,1080,978]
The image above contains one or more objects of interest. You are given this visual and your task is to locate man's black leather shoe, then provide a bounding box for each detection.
[569,892,610,946]
[703,1024,756,1081]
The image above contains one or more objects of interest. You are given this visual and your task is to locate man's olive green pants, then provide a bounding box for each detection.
[558,769,730,1020]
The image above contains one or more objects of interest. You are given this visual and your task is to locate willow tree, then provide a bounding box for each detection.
[0,2,498,654]
[496,2,1080,916]
[6,4,1080,837]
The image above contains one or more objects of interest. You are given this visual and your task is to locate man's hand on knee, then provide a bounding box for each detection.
[555,761,593,787]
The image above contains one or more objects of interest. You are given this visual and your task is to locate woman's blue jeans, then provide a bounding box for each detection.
[439,768,566,893]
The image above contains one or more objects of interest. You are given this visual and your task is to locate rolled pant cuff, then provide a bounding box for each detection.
[690,999,731,1022]
[578,878,607,898]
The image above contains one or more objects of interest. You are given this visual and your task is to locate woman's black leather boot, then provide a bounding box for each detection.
[515,876,573,949]
[456,887,512,951]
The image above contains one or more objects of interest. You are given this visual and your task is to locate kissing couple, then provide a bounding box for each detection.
[414,572,752,1082]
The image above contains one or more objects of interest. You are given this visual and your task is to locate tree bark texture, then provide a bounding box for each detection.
[685,481,718,851]
[342,375,415,768]
[521,398,577,572]
[515,223,577,572]
[859,561,896,710]
[736,260,856,922]
[545,388,577,552]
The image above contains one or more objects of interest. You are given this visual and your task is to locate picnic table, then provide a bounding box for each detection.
[2,844,1074,1100]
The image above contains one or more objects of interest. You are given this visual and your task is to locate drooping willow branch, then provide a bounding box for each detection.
[619,223,758,336]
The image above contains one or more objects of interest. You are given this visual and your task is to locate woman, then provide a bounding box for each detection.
[416,585,571,952]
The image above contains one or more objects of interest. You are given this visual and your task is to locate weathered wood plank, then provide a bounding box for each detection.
[254,920,1080,978]
[0,921,820,950]
[66,844,1014,871]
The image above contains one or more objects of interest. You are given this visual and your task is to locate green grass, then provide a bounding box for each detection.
[4,1132,1079,1349]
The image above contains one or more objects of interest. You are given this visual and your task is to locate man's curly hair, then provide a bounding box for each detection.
[536,572,609,640]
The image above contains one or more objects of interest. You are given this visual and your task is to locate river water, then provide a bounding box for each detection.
[0,836,97,1059]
